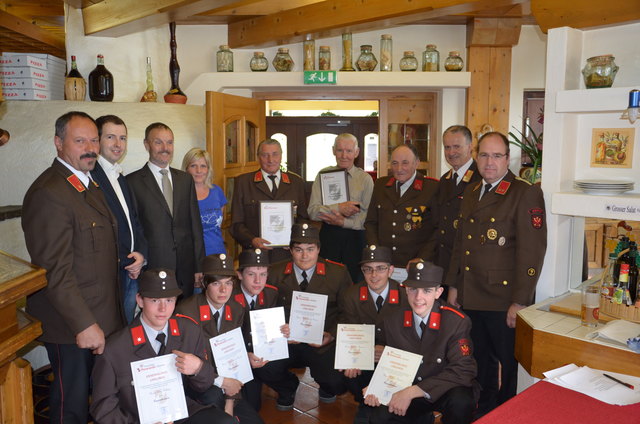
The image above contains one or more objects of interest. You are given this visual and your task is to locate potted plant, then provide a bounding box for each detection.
[509,123,543,184]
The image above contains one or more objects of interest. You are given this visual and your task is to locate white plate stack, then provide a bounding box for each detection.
[573,179,635,195]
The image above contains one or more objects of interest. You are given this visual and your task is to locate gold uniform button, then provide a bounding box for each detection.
[440,230,445,234]
[502,280,508,286]
[392,222,396,226]
[465,266,470,271]
[465,251,470,255]
[392,234,396,238]
[467,234,472,239]
[469,218,475,223]
[91,222,96,227]
[393,210,398,214]
[490,217,496,222]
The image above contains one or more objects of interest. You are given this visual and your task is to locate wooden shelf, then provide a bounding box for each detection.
[555,86,638,113]
[551,191,640,220]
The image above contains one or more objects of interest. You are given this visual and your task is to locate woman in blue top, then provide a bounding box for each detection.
[182,148,227,256]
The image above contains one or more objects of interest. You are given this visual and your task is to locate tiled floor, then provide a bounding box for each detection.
[258,368,360,424]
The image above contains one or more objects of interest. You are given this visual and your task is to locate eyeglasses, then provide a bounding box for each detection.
[361,265,390,274]
[477,153,507,160]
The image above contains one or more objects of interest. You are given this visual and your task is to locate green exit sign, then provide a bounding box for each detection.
[303,70,337,85]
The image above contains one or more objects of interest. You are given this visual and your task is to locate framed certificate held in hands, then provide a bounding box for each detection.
[319,169,349,205]
[259,200,293,247]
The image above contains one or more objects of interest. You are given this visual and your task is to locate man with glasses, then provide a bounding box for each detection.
[445,131,547,418]
[265,223,352,410]
[340,245,408,422]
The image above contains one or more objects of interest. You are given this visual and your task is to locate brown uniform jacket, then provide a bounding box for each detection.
[268,258,352,339]
[230,284,279,352]
[339,279,408,346]
[445,170,547,311]
[382,299,479,402]
[364,173,439,267]
[230,170,308,248]
[22,159,124,344]
[424,162,482,272]
[90,315,216,423]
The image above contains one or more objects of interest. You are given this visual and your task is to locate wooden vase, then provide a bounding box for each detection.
[164,22,187,104]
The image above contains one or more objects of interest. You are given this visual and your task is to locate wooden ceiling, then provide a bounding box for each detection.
[0,0,638,59]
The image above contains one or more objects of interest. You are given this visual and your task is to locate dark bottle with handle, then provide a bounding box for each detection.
[88,54,114,101]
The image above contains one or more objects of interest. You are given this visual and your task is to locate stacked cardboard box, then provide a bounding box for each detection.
[0,53,65,100]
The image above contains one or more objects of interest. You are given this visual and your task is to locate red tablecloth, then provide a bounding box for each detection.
[474,381,640,424]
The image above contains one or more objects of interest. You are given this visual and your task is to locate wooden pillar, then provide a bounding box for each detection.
[465,18,522,142]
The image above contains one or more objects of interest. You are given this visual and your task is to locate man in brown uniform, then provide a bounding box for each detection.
[265,223,352,409]
[426,125,481,274]
[365,144,439,281]
[364,262,478,424]
[340,245,408,415]
[231,139,308,263]
[22,111,125,423]
[446,132,547,417]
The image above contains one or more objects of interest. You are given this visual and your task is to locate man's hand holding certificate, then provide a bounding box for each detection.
[335,324,375,371]
[289,291,328,345]
[364,346,422,406]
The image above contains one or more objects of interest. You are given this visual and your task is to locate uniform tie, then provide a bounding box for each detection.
[375,295,384,313]
[452,172,459,186]
[213,311,220,330]
[156,332,166,355]
[419,321,427,340]
[300,270,309,292]
[396,181,402,197]
[268,175,278,196]
[159,169,173,215]
[250,299,256,310]
[481,183,492,200]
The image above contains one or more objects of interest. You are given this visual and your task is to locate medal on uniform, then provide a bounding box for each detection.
[480,235,486,244]
[498,236,506,246]
[404,222,412,231]
[487,229,497,240]
[453,219,458,229]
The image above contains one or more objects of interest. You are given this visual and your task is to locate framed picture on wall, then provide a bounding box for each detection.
[590,128,634,168]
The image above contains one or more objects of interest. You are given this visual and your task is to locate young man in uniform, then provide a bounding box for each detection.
[90,269,235,424]
[365,262,478,424]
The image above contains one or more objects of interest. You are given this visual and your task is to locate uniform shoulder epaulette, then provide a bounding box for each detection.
[175,313,199,326]
[325,259,345,267]
[425,176,439,182]
[515,176,533,185]
[265,283,279,291]
[440,305,465,319]
[66,174,86,192]
[281,173,291,184]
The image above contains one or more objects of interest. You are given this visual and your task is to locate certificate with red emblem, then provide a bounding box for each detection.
[131,354,188,424]
[334,324,375,371]
[364,346,422,405]
[250,306,289,361]
[210,327,254,384]
[289,291,327,345]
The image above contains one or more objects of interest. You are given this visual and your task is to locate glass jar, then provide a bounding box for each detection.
[400,51,418,71]
[273,48,294,72]
[582,55,619,88]
[340,33,355,71]
[356,45,377,71]
[303,37,315,71]
[380,34,392,71]
[216,45,233,72]
[319,46,331,70]
[250,52,268,72]
[422,44,439,72]
[444,51,464,71]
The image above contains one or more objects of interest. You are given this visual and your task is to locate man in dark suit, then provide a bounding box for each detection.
[425,125,481,279]
[231,139,308,263]
[446,132,547,417]
[127,122,204,298]
[22,111,125,423]
[91,115,147,323]
[365,144,439,281]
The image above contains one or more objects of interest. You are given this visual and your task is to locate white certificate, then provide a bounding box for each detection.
[289,290,328,345]
[250,307,289,361]
[334,324,375,371]
[130,354,188,424]
[320,169,350,205]
[259,201,293,247]
[364,346,423,405]
[209,327,254,384]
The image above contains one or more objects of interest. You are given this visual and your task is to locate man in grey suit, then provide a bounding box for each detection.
[127,122,204,298]
[22,111,125,423]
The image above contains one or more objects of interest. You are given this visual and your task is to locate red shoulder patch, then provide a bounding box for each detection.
[265,284,279,292]
[440,305,465,319]
[66,174,86,192]
[359,286,368,301]
[253,171,263,182]
[130,325,146,346]
[169,318,181,336]
[325,259,345,267]
[224,305,233,321]
[175,313,198,326]
[495,180,511,195]
[413,178,423,191]
[389,289,399,304]
[425,176,439,182]
[284,262,293,274]
[258,291,265,306]
[404,310,413,327]
[386,177,396,187]
[281,173,291,184]
[234,293,246,307]
[316,262,326,275]
[458,338,472,356]
[529,208,544,230]
[199,305,211,321]
[428,311,441,330]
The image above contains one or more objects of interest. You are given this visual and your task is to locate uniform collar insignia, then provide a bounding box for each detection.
[386,177,396,187]
[446,170,452,180]
[225,305,233,321]
[234,293,246,307]
[130,325,146,346]
[412,178,423,191]
[389,289,399,304]
[281,173,291,184]
[428,311,441,330]
[316,262,326,275]
[403,310,413,327]
[284,262,293,274]
[472,182,482,191]
[253,171,263,182]
[495,180,511,195]
[359,286,368,301]
[462,169,474,182]
[169,318,180,336]
[258,291,265,305]
[67,174,86,192]
[199,304,211,321]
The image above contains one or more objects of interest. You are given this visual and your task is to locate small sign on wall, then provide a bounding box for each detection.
[590,128,634,168]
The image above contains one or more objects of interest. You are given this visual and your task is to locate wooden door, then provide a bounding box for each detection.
[206,92,266,257]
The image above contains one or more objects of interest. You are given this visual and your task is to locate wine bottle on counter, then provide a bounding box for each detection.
[140,57,157,102]
[64,55,86,101]
[89,54,114,101]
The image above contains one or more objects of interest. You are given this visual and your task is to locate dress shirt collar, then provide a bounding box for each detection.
[261,169,281,180]
[397,171,417,194]
[98,155,123,177]
[241,286,257,306]
[56,157,91,187]
[413,311,430,336]
[368,282,390,303]
[481,170,509,192]
[147,160,169,175]
[139,316,168,354]
[293,263,316,283]
[452,158,473,184]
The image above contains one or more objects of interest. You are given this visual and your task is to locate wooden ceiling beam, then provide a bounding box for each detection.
[228,0,529,48]
[0,9,64,53]
[531,0,640,33]
[197,0,324,17]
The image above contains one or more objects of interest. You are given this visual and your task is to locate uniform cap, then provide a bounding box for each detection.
[360,245,392,264]
[290,223,320,244]
[239,248,270,268]
[402,262,443,288]
[202,254,236,277]
[138,268,182,298]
